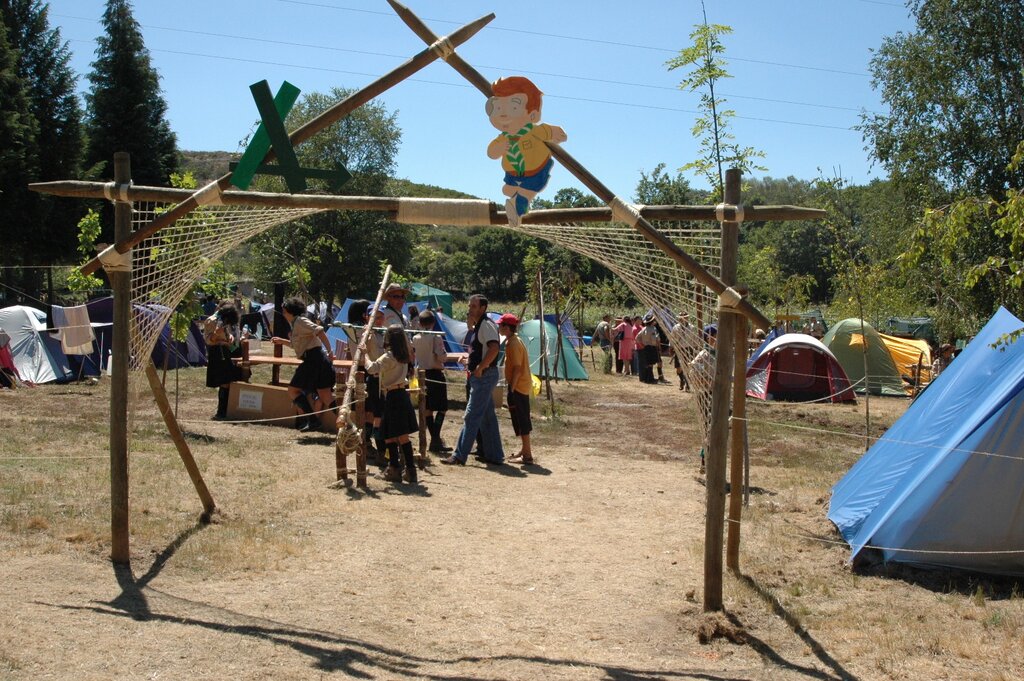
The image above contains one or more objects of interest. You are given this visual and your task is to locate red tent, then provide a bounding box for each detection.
[746,333,855,403]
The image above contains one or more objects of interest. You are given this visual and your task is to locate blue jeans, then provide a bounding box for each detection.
[454,367,504,463]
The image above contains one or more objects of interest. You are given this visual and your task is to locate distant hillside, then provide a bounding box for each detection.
[386,178,480,200]
[179,150,239,184]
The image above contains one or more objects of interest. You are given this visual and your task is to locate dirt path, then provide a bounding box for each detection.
[1,371,854,680]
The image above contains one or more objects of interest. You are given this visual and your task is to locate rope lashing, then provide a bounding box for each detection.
[97,244,131,273]
[609,196,642,227]
[337,424,363,456]
[718,287,743,310]
[429,35,455,61]
[194,181,224,206]
[102,181,132,204]
[397,198,492,226]
[715,203,745,223]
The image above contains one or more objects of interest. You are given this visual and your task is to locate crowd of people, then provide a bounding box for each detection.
[592,311,710,390]
[204,285,537,486]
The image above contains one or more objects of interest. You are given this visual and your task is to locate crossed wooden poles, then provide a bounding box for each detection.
[56,2,826,611]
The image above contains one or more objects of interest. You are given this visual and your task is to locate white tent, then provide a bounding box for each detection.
[0,305,72,384]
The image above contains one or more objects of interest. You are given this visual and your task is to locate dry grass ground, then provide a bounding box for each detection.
[1,360,1023,680]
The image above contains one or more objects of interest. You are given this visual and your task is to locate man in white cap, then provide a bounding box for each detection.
[381,283,410,328]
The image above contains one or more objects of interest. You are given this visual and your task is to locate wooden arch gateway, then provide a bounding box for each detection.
[31,1,826,612]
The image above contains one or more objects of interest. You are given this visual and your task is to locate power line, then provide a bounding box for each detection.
[65,41,859,133]
[54,14,878,114]
[269,0,874,76]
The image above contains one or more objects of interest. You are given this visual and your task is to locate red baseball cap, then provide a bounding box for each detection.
[498,313,519,327]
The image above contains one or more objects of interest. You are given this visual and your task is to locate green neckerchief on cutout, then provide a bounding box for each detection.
[503,122,534,175]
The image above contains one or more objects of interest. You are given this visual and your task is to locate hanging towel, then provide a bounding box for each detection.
[53,305,94,355]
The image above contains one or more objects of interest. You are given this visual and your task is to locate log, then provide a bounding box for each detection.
[109,152,131,565]
[29,180,825,225]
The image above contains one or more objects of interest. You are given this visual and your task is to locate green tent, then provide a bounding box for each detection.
[518,319,588,380]
[408,282,453,317]
[822,318,908,396]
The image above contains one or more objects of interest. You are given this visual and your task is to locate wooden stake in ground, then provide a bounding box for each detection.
[726,297,749,571]
[145,363,216,519]
[109,152,131,565]
[335,266,392,487]
[704,169,742,610]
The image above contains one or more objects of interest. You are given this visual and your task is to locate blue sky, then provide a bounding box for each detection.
[46,0,915,203]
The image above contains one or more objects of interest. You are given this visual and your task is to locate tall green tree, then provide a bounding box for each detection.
[84,0,178,191]
[249,87,408,304]
[863,0,1024,332]
[0,18,38,302]
[862,0,1024,197]
[1,0,84,275]
[666,13,766,199]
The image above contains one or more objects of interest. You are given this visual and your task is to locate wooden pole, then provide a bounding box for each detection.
[417,367,428,465]
[109,152,131,564]
[336,266,392,486]
[386,0,773,332]
[353,370,367,486]
[537,269,553,405]
[272,283,284,386]
[145,363,216,517]
[703,168,741,611]
[76,12,495,278]
[726,309,748,571]
[32,180,825,226]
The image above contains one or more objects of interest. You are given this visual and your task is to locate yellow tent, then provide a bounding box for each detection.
[879,332,932,386]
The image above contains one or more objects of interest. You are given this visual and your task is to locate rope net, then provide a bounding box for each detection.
[508,219,722,440]
[123,198,722,438]
[127,201,321,399]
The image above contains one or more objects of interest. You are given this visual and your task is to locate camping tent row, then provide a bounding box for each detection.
[745,319,934,401]
[828,307,1024,576]
[0,300,207,385]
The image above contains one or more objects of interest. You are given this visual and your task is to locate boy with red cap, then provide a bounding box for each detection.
[498,313,534,464]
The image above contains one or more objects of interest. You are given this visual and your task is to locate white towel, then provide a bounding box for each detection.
[53,305,94,355]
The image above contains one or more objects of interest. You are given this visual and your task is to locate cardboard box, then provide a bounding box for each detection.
[227,382,338,432]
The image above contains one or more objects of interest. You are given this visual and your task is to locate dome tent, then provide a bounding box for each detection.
[822,318,907,397]
[746,333,855,403]
[517,319,588,380]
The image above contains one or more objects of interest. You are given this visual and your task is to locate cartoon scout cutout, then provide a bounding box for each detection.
[486,76,567,227]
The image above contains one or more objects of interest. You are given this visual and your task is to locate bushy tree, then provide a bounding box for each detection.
[84,0,178,191]
[862,0,1024,197]
[863,0,1024,333]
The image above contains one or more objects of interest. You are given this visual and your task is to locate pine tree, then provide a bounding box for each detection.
[84,0,178,188]
[1,0,85,272]
[0,18,38,297]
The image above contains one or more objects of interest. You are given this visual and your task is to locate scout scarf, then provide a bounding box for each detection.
[503,123,534,176]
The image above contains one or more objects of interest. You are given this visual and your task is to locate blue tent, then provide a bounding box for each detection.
[828,307,1024,575]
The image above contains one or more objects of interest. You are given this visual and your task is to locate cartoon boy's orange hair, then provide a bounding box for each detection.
[491,76,544,113]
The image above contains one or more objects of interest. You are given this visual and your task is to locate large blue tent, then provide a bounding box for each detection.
[828,307,1024,575]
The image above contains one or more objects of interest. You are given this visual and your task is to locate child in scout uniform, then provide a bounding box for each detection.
[361,325,420,484]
